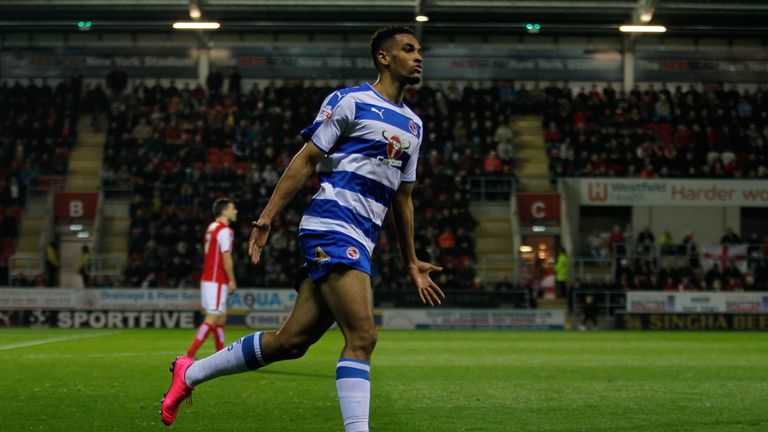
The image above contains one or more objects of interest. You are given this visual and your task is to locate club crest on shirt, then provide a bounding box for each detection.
[408,120,418,135]
[315,247,331,264]
[346,247,360,260]
[377,130,411,167]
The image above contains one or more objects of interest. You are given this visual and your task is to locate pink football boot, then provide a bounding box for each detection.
[161,356,195,426]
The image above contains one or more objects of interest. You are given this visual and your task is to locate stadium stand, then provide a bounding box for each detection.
[542,82,768,181]
[0,79,78,285]
[6,77,762,296]
[97,80,521,289]
[577,227,768,291]
[534,82,768,307]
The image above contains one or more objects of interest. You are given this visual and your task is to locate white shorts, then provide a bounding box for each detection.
[200,281,229,315]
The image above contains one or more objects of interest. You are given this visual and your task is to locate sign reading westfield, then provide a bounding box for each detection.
[578,179,768,207]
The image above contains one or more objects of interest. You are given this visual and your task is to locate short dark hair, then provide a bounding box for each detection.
[212,198,233,217]
[370,26,414,70]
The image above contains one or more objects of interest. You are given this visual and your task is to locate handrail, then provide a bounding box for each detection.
[39,192,55,253]
[91,190,105,255]
[509,183,522,283]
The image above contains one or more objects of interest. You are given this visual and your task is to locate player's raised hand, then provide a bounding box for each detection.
[407,260,445,307]
[248,218,271,264]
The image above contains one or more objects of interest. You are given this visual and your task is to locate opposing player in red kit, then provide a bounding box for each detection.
[186,198,238,357]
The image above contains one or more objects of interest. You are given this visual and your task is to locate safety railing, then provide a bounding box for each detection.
[373,289,530,309]
[479,254,521,283]
[101,183,134,199]
[8,192,55,279]
[88,254,124,279]
[468,176,516,201]
[26,176,67,201]
[8,253,43,280]
[607,241,699,267]
[570,290,626,318]
[605,241,767,270]
[570,257,615,282]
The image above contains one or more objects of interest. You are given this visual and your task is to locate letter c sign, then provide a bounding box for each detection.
[516,193,561,225]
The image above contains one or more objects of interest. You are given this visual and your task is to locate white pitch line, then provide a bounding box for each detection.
[0,331,121,351]
[0,350,181,360]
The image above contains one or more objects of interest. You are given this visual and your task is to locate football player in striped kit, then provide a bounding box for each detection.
[162,27,444,431]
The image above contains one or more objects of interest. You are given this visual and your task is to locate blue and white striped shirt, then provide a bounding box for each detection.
[298,83,423,255]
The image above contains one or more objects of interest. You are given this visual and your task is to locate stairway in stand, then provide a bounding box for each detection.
[98,200,130,281]
[512,116,553,193]
[469,202,515,286]
[59,117,108,287]
[66,117,104,191]
[11,196,49,280]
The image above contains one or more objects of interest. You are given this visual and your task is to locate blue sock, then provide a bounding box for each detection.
[336,358,371,432]
[185,331,266,387]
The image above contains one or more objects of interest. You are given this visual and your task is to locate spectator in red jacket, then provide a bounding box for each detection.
[483,150,503,174]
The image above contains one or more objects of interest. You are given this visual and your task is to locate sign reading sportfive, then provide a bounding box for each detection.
[56,311,197,328]
[0,310,198,328]
[578,179,768,207]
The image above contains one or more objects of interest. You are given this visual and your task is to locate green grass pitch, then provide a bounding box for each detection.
[0,328,766,431]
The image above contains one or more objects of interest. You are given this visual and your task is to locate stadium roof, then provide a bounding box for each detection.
[1,1,767,35]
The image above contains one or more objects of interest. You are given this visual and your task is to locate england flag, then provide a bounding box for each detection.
[701,244,749,273]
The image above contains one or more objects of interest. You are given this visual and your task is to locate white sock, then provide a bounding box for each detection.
[336,358,371,432]
[185,331,266,387]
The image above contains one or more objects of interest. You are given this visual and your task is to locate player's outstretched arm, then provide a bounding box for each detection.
[392,182,445,307]
[249,141,325,264]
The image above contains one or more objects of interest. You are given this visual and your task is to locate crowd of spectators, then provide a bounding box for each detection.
[0,79,79,285]
[98,76,527,289]
[541,82,768,180]
[577,226,768,293]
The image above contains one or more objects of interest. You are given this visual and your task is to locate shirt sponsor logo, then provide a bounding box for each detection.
[377,130,411,168]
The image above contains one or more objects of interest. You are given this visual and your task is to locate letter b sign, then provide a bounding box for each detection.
[55,193,97,221]
[69,200,84,218]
